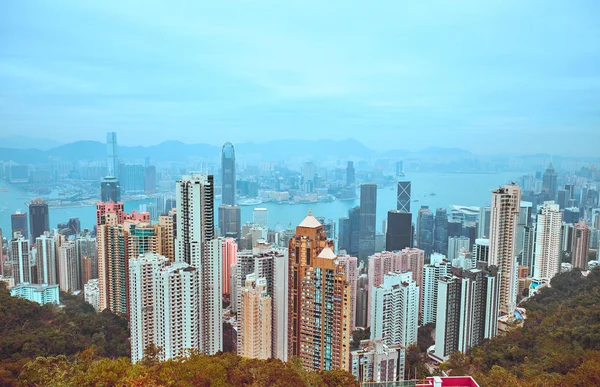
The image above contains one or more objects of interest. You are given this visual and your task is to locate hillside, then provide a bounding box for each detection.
[442,268,600,386]
[0,282,129,385]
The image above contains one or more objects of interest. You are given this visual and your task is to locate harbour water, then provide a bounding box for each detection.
[0,171,522,236]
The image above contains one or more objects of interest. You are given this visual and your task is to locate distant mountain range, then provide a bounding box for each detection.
[0,136,598,172]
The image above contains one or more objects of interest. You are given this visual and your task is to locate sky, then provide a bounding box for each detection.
[1,1,599,156]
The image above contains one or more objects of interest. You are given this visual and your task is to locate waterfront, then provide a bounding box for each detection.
[0,171,521,237]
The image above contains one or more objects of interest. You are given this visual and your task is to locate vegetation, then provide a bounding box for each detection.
[0,282,129,385]
[16,351,358,386]
[442,268,600,386]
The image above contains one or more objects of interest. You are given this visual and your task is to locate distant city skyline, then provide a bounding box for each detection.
[1,2,599,156]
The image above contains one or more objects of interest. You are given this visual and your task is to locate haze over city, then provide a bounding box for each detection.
[2,1,600,156]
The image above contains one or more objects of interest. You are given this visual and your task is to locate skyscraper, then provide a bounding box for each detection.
[288,213,351,371]
[238,274,272,359]
[396,181,411,213]
[572,221,590,270]
[478,207,491,238]
[359,184,377,261]
[533,202,562,282]
[337,255,358,331]
[433,208,448,255]
[448,236,471,261]
[106,132,119,178]
[542,163,557,200]
[221,142,236,206]
[253,208,269,229]
[421,258,452,325]
[386,210,412,252]
[489,184,521,315]
[222,238,237,297]
[36,234,57,285]
[75,235,97,285]
[28,198,49,242]
[370,271,419,350]
[218,205,241,240]
[101,176,121,202]
[156,214,175,262]
[11,211,28,240]
[346,161,355,186]
[11,234,30,285]
[58,241,80,292]
[417,207,434,257]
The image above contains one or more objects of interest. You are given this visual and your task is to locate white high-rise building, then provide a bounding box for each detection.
[11,234,30,285]
[253,208,269,229]
[337,255,358,331]
[370,271,419,349]
[489,184,521,315]
[273,247,289,361]
[533,201,562,282]
[35,234,56,285]
[421,259,452,325]
[201,238,223,355]
[58,241,80,292]
[350,339,405,383]
[84,278,100,311]
[129,253,169,363]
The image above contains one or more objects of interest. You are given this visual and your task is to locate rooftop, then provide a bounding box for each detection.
[298,211,322,228]
[317,247,336,259]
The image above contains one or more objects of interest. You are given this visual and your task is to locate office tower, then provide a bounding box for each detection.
[370,271,419,349]
[101,176,121,202]
[156,214,175,262]
[106,132,119,178]
[557,189,568,209]
[222,238,237,297]
[356,274,369,327]
[176,174,214,267]
[253,207,268,229]
[542,163,557,200]
[238,274,272,359]
[447,220,462,238]
[36,234,56,285]
[316,217,335,241]
[478,206,491,238]
[386,210,412,252]
[462,222,477,247]
[302,162,316,193]
[516,201,533,265]
[144,165,156,193]
[564,184,574,202]
[473,238,490,264]
[218,205,241,240]
[58,241,80,292]
[417,207,434,257]
[346,161,355,186]
[129,253,169,363]
[432,265,500,362]
[221,142,236,205]
[120,164,146,193]
[338,206,360,257]
[564,207,581,224]
[288,213,351,371]
[337,255,358,331]
[84,278,100,311]
[397,181,411,213]
[11,234,30,285]
[489,184,521,315]
[11,211,28,240]
[434,208,448,255]
[350,339,404,384]
[28,198,49,242]
[448,236,471,261]
[421,259,452,325]
[572,221,590,270]
[359,184,377,260]
[533,202,562,282]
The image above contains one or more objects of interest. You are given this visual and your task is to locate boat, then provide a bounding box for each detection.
[430,192,436,196]
[413,199,420,202]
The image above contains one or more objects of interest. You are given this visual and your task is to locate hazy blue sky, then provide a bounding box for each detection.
[1,1,599,156]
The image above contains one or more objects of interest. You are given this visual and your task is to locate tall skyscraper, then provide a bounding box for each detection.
[396,181,411,213]
[542,163,557,200]
[516,201,533,265]
[253,207,269,229]
[75,235,97,285]
[370,271,419,350]
[572,221,590,270]
[58,241,80,292]
[101,176,121,202]
[238,273,272,359]
[337,255,358,331]
[288,213,351,371]
[489,184,521,315]
[421,258,452,325]
[433,208,448,255]
[11,211,28,240]
[478,207,491,238]
[346,161,355,186]
[432,265,500,362]
[417,207,434,257]
[156,214,175,262]
[218,205,241,240]
[200,238,223,355]
[36,234,57,285]
[356,274,369,327]
[533,201,562,282]
[28,198,49,242]
[222,238,237,297]
[386,210,412,252]
[221,142,236,206]
[338,206,360,257]
[106,132,119,178]
[359,184,377,261]
[11,234,30,285]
